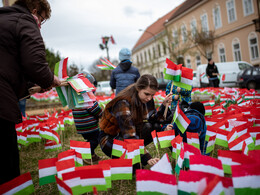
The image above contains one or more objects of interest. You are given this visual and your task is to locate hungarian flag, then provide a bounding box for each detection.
[232,163,260,194]
[55,176,73,195]
[202,100,215,107]
[100,58,116,69]
[157,129,175,148]
[68,74,95,93]
[136,169,177,194]
[150,153,173,175]
[206,134,216,154]
[44,140,62,152]
[217,150,256,174]
[173,102,191,134]
[124,139,144,154]
[26,131,41,143]
[70,140,91,159]
[173,66,193,90]
[242,141,249,155]
[62,170,82,194]
[0,172,34,195]
[228,132,254,151]
[125,143,141,165]
[171,135,183,159]
[75,151,83,167]
[99,159,132,180]
[78,168,107,193]
[186,132,200,149]
[175,142,184,175]
[58,149,76,162]
[164,58,182,81]
[204,106,213,116]
[215,128,229,148]
[190,155,224,176]
[178,170,208,195]
[183,142,201,168]
[38,158,58,186]
[247,126,260,141]
[56,159,75,179]
[39,128,60,144]
[96,64,112,70]
[151,130,159,150]
[201,176,224,195]
[112,139,126,157]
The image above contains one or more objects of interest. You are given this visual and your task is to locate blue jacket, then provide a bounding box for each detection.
[110,60,140,95]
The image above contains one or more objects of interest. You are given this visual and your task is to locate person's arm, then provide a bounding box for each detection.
[17,14,57,89]
[87,101,103,118]
[110,71,116,89]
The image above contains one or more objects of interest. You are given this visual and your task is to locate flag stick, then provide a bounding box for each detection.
[163,81,174,119]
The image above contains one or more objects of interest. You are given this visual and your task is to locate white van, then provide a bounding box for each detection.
[96,81,113,96]
[196,61,253,87]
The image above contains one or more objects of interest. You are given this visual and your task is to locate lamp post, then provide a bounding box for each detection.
[139,29,161,77]
[99,36,110,60]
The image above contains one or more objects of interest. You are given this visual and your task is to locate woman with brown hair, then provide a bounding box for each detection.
[99,74,172,168]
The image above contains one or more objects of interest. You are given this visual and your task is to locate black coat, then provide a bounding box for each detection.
[0,4,54,123]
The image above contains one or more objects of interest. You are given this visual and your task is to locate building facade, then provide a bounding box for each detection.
[2,0,15,6]
[132,0,260,78]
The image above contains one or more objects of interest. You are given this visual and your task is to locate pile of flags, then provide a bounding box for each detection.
[54,58,96,109]
[96,58,116,70]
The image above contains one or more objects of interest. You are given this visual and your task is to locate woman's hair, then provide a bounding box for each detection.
[15,0,51,19]
[111,74,158,124]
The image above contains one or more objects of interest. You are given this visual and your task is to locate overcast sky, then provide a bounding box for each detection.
[1,0,184,70]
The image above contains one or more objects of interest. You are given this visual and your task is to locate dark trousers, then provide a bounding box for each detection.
[209,78,219,87]
[81,130,99,155]
[0,118,20,185]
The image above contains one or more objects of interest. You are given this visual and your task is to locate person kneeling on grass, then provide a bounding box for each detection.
[98,74,173,169]
[164,101,208,155]
[72,72,103,164]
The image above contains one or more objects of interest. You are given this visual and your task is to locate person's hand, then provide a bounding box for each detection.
[163,93,172,106]
[147,158,160,166]
[177,87,181,93]
[51,75,61,87]
[174,95,179,100]
[165,124,173,131]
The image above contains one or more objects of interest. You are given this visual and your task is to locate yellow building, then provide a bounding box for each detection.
[132,0,260,77]
[2,0,15,6]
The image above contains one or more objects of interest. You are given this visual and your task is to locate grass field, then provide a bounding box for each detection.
[20,123,177,195]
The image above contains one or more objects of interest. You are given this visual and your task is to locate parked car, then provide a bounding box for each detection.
[197,61,253,88]
[157,78,169,90]
[96,81,113,96]
[237,66,260,89]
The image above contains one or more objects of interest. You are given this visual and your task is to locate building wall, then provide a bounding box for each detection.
[2,0,15,6]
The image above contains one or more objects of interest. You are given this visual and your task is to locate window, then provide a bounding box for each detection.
[172,29,179,48]
[245,68,251,75]
[233,43,241,61]
[136,55,139,65]
[162,42,167,55]
[243,0,254,16]
[213,6,222,29]
[249,34,259,60]
[153,47,156,59]
[219,48,226,62]
[144,51,147,62]
[140,53,143,63]
[226,0,236,23]
[158,44,161,57]
[201,13,209,32]
[252,68,259,76]
[190,19,197,38]
[148,49,151,61]
[186,57,191,68]
[238,62,252,70]
[196,55,201,66]
[181,24,187,42]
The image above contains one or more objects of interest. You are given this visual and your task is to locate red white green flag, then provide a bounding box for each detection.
[151,130,159,150]
[125,143,141,165]
[228,132,254,151]
[39,128,60,144]
[99,159,132,180]
[157,129,175,148]
[124,139,144,154]
[67,74,95,93]
[56,159,76,179]
[186,132,200,149]
[183,142,201,168]
[55,175,73,195]
[173,102,191,134]
[163,58,182,81]
[255,133,260,149]
[70,140,91,159]
[44,140,62,152]
[171,135,183,159]
[242,141,249,155]
[175,142,184,175]
[201,176,224,195]
[62,170,82,194]
[54,57,68,79]
[0,172,34,195]
[190,155,224,176]
[206,134,216,154]
[173,66,193,90]
[232,163,260,194]
[38,158,58,186]
[136,169,177,195]
[112,139,126,157]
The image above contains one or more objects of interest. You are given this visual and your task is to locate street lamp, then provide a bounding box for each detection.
[139,29,160,77]
[99,36,110,60]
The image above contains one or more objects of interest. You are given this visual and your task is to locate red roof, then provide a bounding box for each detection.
[132,4,182,51]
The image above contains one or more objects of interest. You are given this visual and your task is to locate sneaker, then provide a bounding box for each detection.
[83,154,103,165]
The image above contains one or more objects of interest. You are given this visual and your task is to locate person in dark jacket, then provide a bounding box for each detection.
[99,74,173,169]
[206,58,220,87]
[110,48,140,95]
[0,0,61,185]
